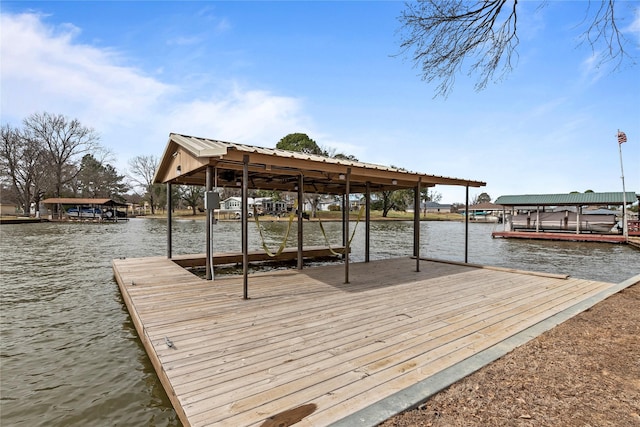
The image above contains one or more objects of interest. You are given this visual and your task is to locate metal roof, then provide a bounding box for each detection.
[424,201,452,208]
[494,192,637,206]
[153,133,486,194]
[41,198,128,206]
[465,202,503,211]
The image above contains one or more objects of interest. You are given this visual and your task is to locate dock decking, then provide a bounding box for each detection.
[112,256,631,427]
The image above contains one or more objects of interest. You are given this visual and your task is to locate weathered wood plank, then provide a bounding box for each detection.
[113,256,619,427]
[185,278,606,424]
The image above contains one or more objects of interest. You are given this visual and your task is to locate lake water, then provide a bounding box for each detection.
[1,218,638,426]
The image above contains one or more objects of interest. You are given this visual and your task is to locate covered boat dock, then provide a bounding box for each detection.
[152,133,486,294]
[41,197,129,221]
[492,192,639,243]
[113,134,640,426]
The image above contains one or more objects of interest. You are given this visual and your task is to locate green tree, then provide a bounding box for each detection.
[398,0,633,96]
[372,189,413,217]
[372,166,413,217]
[179,185,204,215]
[276,133,324,217]
[420,188,442,216]
[392,189,413,213]
[275,134,361,218]
[333,153,359,161]
[75,154,128,200]
[276,133,324,155]
[324,147,359,162]
[472,192,492,204]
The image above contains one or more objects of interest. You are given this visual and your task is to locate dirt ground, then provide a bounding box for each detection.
[380,282,640,427]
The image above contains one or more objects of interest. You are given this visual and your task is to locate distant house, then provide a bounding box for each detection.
[220,197,255,217]
[421,201,453,213]
[254,197,288,215]
[221,197,250,211]
[0,203,18,217]
[303,195,340,212]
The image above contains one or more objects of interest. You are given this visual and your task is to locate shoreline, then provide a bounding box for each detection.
[138,212,467,222]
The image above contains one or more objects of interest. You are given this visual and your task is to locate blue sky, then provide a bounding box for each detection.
[1,1,639,204]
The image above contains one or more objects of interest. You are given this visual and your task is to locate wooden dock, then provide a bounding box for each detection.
[112,256,628,426]
[492,230,627,243]
[628,237,640,249]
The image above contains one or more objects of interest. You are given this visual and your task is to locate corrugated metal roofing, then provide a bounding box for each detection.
[153,133,486,193]
[424,201,451,208]
[41,198,128,206]
[494,192,637,206]
[171,133,422,174]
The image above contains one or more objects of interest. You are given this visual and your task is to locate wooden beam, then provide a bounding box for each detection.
[465,185,469,263]
[167,183,172,259]
[365,182,370,263]
[209,153,484,189]
[242,155,249,299]
[414,178,421,272]
[344,168,351,284]
[298,174,304,270]
[205,166,213,281]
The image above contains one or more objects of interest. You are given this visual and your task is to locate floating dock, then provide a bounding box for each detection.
[111,256,637,426]
[491,230,627,243]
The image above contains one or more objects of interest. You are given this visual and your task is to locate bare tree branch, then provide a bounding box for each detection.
[578,0,634,71]
[23,112,100,197]
[0,124,50,214]
[128,155,160,214]
[397,0,634,97]
[398,0,519,97]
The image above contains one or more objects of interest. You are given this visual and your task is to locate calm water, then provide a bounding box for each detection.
[1,219,638,426]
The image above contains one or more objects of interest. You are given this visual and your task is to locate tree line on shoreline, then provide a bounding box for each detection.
[1,112,485,218]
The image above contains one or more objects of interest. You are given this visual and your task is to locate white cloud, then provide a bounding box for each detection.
[1,12,173,128]
[0,12,312,167]
[627,6,640,38]
[579,51,607,84]
[196,6,231,33]
[166,35,203,46]
[165,85,313,146]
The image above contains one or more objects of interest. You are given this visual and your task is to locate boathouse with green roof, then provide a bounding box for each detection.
[493,191,639,242]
